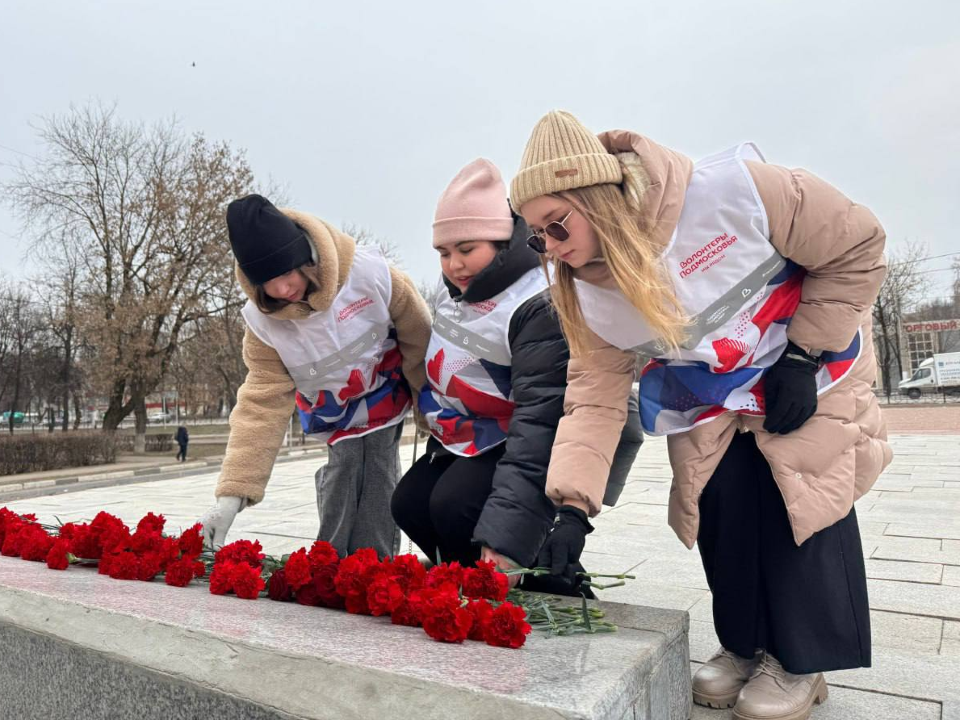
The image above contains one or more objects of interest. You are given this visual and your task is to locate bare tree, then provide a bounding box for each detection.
[30,243,86,431]
[0,276,14,408]
[872,241,931,397]
[172,289,248,416]
[1,287,41,433]
[5,103,256,449]
[341,222,404,268]
[953,257,960,309]
[416,278,442,320]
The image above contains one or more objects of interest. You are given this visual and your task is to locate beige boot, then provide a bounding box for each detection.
[692,647,762,709]
[733,652,829,720]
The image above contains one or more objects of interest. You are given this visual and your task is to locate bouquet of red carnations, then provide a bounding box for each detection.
[0,506,632,649]
[260,540,530,648]
[0,506,205,586]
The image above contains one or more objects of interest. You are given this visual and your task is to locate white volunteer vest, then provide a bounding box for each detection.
[577,143,861,434]
[241,246,409,443]
[420,267,549,456]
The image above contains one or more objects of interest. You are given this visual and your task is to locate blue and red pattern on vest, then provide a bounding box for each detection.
[419,347,515,456]
[296,329,410,442]
[639,261,860,435]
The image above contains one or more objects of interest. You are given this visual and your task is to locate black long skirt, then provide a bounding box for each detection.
[696,430,871,674]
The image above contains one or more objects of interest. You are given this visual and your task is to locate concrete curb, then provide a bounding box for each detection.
[0,447,330,503]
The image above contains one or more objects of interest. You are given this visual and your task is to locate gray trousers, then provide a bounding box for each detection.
[315,422,402,558]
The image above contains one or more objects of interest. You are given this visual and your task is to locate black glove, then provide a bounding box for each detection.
[537,505,594,579]
[763,341,820,435]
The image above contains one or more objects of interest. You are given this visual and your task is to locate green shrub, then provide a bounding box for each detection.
[0,432,118,476]
[115,434,173,452]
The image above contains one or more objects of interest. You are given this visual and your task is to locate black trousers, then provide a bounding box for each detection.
[697,431,871,675]
[391,438,505,567]
[176,442,187,462]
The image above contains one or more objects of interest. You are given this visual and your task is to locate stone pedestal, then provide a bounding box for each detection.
[0,557,691,719]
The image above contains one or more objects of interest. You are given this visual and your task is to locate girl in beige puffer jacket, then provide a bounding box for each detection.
[510,111,891,720]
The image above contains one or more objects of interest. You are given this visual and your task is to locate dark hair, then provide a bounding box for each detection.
[254,269,317,314]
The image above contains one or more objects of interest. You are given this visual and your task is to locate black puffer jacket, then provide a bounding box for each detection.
[446,216,642,567]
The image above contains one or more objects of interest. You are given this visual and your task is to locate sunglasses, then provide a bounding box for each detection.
[526,210,574,255]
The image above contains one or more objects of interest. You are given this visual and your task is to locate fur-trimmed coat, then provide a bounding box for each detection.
[215,210,431,504]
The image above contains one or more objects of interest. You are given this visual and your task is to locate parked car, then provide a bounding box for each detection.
[1,411,25,426]
[147,411,174,424]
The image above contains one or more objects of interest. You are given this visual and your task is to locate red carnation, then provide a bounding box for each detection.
[344,591,371,615]
[367,575,405,616]
[334,548,380,600]
[91,511,126,535]
[19,524,55,562]
[177,523,204,557]
[46,540,71,571]
[157,536,182,568]
[214,539,264,568]
[1,523,25,557]
[483,601,531,649]
[283,549,313,591]
[267,568,293,601]
[129,527,163,555]
[466,599,494,641]
[137,551,164,582]
[294,579,321,606]
[108,551,140,580]
[391,592,424,628]
[462,561,509,602]
[307,540,339,569]
[425,561,464,593]
[91,512,129,553]
[230,562,265,600]
[420,588,473,644]
[208,561,235,595]
[311,562,344,608]
[164,556,197,588]
[0,507,18,545]
[99,525,132,555]
[67,525,101,560]
[136,512,166,535]
[387,554,427,592]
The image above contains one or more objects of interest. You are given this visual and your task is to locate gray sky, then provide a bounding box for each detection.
[2,0,958,302]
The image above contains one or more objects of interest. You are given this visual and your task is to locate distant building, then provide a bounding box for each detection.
[899,317,960,378]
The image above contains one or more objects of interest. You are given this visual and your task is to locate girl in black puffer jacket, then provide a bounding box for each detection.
[391,159,641,593]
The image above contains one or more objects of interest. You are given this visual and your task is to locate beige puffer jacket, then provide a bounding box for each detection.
[215,210,431,504]
[546,130,893,547]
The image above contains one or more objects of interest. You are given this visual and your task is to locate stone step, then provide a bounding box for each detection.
[0,557,692,720]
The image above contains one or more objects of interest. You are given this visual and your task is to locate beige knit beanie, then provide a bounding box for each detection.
[509,110,622,212]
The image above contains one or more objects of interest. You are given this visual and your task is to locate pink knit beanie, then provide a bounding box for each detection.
[433,159,514,248]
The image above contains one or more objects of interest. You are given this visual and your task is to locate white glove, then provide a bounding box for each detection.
[199,496,248,550]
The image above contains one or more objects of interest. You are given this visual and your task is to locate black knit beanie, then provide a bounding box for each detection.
[226,194,313,285]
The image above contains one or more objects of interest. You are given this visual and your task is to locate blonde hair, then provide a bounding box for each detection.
[544,184,687,357]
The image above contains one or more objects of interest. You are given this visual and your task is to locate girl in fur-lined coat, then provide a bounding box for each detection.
[199,195,431,559]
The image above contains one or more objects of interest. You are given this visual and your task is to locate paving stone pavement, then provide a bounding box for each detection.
[4,433,959,719]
